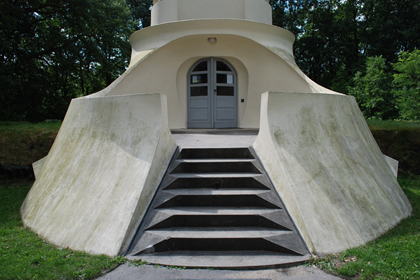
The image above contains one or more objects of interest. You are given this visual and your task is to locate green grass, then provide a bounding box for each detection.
[0,179,126,280]
[309,175,420,279]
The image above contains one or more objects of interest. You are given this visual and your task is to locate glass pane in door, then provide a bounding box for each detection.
[193,61,207,72]
[216,86,234,96]
[191,86,208,96]
[191,74,208,84]
[217,74,234,84]
[216,61,230,71]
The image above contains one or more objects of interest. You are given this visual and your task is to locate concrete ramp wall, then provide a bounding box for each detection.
[253,91,412,254]
[21,93,177,256]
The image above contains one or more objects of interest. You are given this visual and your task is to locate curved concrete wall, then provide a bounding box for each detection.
[123,20,338,128]
[129,20,295,62]
[253,92,412,254]
[112,34,313,128]
[105,31,336,128]
[151,0,272,26]
[21,93,177,256]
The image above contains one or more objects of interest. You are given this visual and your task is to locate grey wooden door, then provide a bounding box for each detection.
[188,58,237,128]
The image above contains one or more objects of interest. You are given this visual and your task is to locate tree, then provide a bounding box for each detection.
[127,0,153,29]
[360,0,420,63]
[0,0,136,121]
[348,56,398,120]
[270,0,420,95]
[392,50,420,121]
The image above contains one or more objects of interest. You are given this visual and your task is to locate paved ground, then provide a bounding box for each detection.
[171,129,258,148]
[97,130,344,279]
[97,263,344,280]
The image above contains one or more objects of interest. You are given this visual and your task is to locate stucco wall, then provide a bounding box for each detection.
[21,93,177,256]
[108,34,321,128]
[253,92,412,254]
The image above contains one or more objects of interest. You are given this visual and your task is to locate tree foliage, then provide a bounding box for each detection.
[393,50,420,121]
[348,56,397,120]
[271,0,420,94]
[0,0,139,121]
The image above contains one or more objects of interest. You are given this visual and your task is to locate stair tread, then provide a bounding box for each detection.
[128,251,310,268]
[169,173,262,178]
[176,158,255,163]
[163,188,269,195]
[147,227,291,238]
[157,207,282,215]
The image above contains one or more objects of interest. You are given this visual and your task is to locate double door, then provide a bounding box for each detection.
[187,58,237,128]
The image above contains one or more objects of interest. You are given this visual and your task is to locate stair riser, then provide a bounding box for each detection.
[152,238,300,255]
[163,177,269,190]
[147,215,291,230]
[171,162,261,173]
[178,148,253,159]
[156,195,279,208]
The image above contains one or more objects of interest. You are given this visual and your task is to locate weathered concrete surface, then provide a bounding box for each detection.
[21,93,177,256]
[32,156,47,179]
[253,91,412,254]
[384,155,399,178]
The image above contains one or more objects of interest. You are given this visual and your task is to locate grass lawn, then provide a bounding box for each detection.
[0,179,126,280]
[309,175,420,279]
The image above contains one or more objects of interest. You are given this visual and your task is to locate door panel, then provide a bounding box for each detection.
[216,109,236,120]
[190,98,209,108]
[190,110,209,120]
[216,97,235,108]
[188,58,237,128]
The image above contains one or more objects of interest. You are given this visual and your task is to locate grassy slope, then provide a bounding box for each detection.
[366,120,420,176]
[0,121,60,165]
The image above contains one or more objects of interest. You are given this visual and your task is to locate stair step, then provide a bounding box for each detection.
[147,227,291,238]
[163,177,269,190]
[170,161,261,174]
[169,173,263,178]
[157,207,282,215]
[156,194,279,208]
[147,238,302,255]
[176,158,255,163]
[127,251,310,269]
[177,148,254,159]
[146,212,292,230]
[163,188,269,195]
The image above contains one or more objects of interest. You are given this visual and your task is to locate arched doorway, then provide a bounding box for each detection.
[187,58,237,128]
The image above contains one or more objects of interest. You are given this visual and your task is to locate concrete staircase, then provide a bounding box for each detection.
[126,147,310,268]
